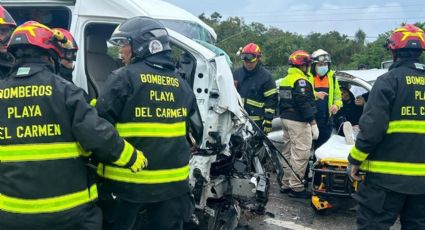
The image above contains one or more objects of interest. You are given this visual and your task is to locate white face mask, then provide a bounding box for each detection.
[316,65,329,76]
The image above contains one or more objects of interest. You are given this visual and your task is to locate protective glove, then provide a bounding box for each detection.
[130,150,148,173]
[311,123,319,140]
[347,163,361,182]
[262,119,273,134]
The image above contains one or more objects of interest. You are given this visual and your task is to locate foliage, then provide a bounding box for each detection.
[199,12,425,79]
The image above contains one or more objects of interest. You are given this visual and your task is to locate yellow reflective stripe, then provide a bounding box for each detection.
[0,142,81,162]
[263,120,272,125]
[360,160,425,176]
[249,116,261,121]
[116,122,186,138]
[264,108,275,114]
[89,98,97,107]
[387,120,425,134]
[0,184,97,214]
[113,140,134,166]
[350,146,368,162]
[97,164,189,184]
[264,88,278,97]
[246,99,264,108]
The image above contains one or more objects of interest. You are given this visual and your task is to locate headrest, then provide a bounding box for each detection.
[87,35,107,54]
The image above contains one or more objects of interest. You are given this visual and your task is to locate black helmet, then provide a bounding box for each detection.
[109,16,171,60]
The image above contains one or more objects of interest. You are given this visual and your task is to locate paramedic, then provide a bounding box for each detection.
[279,50,318,199]
[310,49,342,149]
[348,24,425,230]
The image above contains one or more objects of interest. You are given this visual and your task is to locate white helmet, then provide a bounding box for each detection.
[312,49,331,63]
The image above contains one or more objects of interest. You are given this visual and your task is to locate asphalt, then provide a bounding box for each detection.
[236,174,401,230]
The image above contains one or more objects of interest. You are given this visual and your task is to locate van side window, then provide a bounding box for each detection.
[171,44,196,88]
[6,7,70,28]
[84,23,122,95]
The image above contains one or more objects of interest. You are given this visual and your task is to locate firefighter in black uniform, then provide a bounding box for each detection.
[0,5,16,77]
[233,43,278,133]
[348,24,425,230]
[95,16,202,230]
[52,27,78,83]
[0,21,146,230]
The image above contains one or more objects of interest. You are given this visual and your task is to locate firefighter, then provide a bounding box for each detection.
[0,5,17,77]
[52,28,78,83]
[95,16,202,230]
[348,24,425,229]
[233,43,278,133]
[0,21,146,230]
[310,49,342,148]
[279,50,318,199]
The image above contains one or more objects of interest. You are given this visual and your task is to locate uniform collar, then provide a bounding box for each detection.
[389,58,421,71]
[11,58,55,78]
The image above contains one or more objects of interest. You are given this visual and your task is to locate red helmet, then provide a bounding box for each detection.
[240,43,261,62]
[386,24,425,51]
[288,50,312,66]
[52,28,78,61]
[8,21,64,58]
[0,5,17,45]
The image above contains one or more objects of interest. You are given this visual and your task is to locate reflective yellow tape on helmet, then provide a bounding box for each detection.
[113,140,134,167]
[264,88,278,97]
[387,120,425,134]
[0,184,97,214]
[0,142,81,162]
[349,146,368,162]
[360,160,425,176]
[245,99,264,108]
[97,164,189,184]
[116,122,186,138]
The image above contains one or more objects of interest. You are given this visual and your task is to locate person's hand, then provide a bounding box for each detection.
[262,119,273,134]
[129,150,148,173]
[330,104,339,114]
[347,164,362,182]
[311,123,319,140]
[355,96,365,106]
[316,91,328,100]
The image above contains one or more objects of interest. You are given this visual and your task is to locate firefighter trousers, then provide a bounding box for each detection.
[101,193,194,230]
[280,119,312,191]
[0,203,102,230]
[355,181,425,230]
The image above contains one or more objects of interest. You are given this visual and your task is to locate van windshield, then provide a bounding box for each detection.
[159,19,214,44]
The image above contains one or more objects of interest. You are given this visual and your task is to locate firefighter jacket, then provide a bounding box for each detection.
[0,51,14,78]
[233,63,278,125]
[96,52,198,203]
[310,70,343,117]
[279,67,316,122]
[0,59,139,221]
[348,59,425,194]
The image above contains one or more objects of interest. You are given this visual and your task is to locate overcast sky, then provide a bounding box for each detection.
[164,0,425,41]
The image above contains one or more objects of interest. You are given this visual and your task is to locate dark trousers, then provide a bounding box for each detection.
[355,181,425,230]
[102,193,194,230]
[0,203,102,230]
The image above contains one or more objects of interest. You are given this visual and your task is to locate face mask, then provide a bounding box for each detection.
[316,65,329,76]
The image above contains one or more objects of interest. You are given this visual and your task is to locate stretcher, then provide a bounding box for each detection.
[311,135,362,213]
